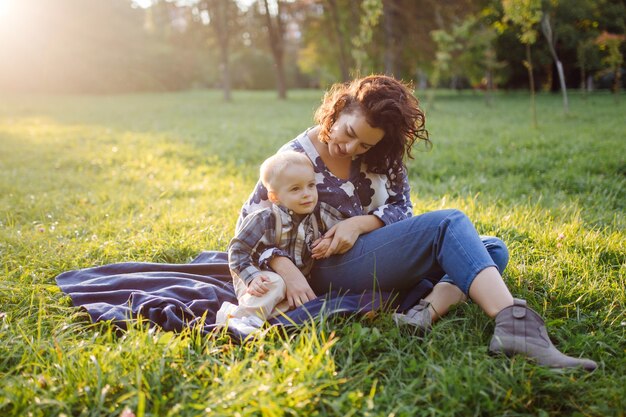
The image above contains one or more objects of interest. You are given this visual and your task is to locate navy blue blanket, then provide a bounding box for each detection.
[56,251,433,338]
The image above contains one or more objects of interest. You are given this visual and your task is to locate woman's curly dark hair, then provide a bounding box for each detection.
[314,75,430,174]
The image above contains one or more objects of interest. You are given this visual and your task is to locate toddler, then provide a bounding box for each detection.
[217,151,341,335]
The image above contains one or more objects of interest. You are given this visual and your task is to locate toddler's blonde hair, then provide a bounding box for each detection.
[260,151,314,191]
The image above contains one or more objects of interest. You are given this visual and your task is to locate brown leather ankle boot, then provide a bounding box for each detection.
[489,298,597,371]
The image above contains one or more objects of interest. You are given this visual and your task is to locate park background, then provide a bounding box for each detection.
[1,0,625,416]
[0,0,625,97]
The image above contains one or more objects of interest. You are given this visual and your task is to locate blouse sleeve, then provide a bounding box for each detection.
[369,165,413,225]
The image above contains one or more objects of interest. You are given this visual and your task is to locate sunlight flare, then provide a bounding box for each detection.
[0,0,15,20]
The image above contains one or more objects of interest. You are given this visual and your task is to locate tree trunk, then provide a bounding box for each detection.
[262,0,287,99]
[425,1,446,110]
[555,60,568,110]
[543,63,553,92]
[206,0,232,102]
[525,43,537,128]
[326,0,350,82]
[219,40,232,102]
[382,0,397,76]
[612,67,621,95]
[483,31,496,107]
[218,0,231,102]
[541,14,568,113]
[612,67,621,104]
[484,69,493,107]
[580,64,586,98]
[275,53,287,99]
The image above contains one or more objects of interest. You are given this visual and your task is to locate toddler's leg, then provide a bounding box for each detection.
[231,272,287,321]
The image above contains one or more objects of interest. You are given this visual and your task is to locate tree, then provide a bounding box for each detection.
[260,0,288,99]
[325,0,352,81]
[427,15,500,108]
[296,0,358,84]
[381,0,400,76]
[199,0,237,101]
[500,0,543,127]
[427,27,459,109]
[352,0,384,75]
[457,15,503,106]
[546,0,602,94]
[541,12,568,113]
[576,38,600,93]
[595,31,625,97]
[297,0,479,87]
[0,0,212,93]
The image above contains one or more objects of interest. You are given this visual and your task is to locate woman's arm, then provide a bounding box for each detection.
[311,215,383,259]
[313,165,411,258]
[369,165,413,225]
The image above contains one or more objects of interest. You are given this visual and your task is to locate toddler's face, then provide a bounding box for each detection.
[271,163,318,214]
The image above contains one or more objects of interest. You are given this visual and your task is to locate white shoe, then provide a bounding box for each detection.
[215,301,238,325]
[228,315,264,335]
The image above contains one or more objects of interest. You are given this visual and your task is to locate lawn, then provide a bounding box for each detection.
[0,89,624,416]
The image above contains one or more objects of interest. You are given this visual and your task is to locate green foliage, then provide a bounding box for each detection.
[351,0,384,74]
[595,31,626,94]
[501,0,543,45]
[499,0,545,126]
[421,6,487,88]
[0,90,625,416]
[486,0,626,89]
[1,0,624,93]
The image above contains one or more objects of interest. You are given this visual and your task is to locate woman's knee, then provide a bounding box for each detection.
[406,208,470,230]
[431,209,474,238]
[481,236,510,273]
[434,208,472,227]
[435,210,509,273]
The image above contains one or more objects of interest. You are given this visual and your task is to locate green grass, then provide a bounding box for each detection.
[1,89,624,416]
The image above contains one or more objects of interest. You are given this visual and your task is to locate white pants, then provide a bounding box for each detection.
[216,271,289,324]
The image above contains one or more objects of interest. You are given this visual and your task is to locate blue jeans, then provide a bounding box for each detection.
[310,209,509,296]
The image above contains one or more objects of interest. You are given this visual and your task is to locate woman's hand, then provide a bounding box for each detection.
[312,215,384,259]
[310,236,332,259]
[312,217,360,258]
[268,256,317,308]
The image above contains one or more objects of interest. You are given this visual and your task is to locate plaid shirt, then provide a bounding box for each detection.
[229,203,344,286]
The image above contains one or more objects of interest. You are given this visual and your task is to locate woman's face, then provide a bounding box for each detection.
[327,109,385,159]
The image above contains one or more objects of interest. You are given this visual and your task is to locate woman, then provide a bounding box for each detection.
[239,75,596,370]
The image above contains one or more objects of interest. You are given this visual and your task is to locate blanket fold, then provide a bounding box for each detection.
[56,251,431,336]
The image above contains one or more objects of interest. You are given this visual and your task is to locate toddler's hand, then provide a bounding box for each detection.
[247,275,271,296]
[318,219,360,258]
[311,236,332,259]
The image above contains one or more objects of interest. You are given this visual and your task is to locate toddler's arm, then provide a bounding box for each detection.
[247,274,272,297]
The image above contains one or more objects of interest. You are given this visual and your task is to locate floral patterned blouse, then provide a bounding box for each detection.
[237,128,413,231]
